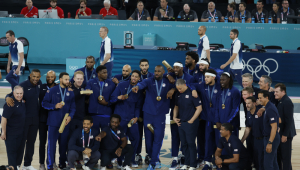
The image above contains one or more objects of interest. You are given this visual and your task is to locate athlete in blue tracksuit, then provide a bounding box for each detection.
[193,69,222,170]
[85,65,116,130]
[70,56,97,87]
[132,65,176,170]
[184,51,199,76]
[42,72,76,169]
[110,70,143,167]
[215,72,241,140]
[112,64,132,84]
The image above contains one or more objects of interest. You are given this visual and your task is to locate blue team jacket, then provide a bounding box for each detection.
[70,66,97,87]
[113,74,131,83]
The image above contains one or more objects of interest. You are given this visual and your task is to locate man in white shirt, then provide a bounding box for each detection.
[220,29,243,88]
[197,26,210,63]
[99,26,114,79]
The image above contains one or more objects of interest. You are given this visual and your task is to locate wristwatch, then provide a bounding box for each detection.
[268,141,273,144]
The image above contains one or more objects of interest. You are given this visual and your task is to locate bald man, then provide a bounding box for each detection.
[20,0,39,18]
[200,1,223,22]
[197,26,210,63]
[177,4,198,22]
[112,64,132,84]
[39,70,58,170]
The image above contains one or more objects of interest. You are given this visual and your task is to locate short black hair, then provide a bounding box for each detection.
[110,114,121,122]
[221,123,233,133]
[83,115,93,123]
[258,90,270,99]
[240,2,247,7]
[6,30,15,36]
[139,59,149,65]
[257,0,264,5]
[59,72,69,79]
[155,65,164,70]
[274,83,286,93]
[246,96,256,103]
[132,70,141,78]
[96,65,107,74]
[231,29,239,37]
[86,56,95,62]
[185,51,199,64]
[31,69,41,73]
[205,68,217,76]
[221,73,234,89]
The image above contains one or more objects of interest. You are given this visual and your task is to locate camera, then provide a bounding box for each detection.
[80,6,84,8]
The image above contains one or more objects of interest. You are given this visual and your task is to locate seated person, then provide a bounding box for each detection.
[177,4,198,22]
[153,0,174,21]
[96,114,134,170]
[269,2,280,23]
[277,0,295,24]
[226,2,236,22]
[213,123,252,170]
[20,0,38,18]
[251,0,268,23]
[128,1,151,21]
[100,0,118,17]
[112,64,131,85]
[200,1,224,22]
[235,2,251,23]
[75,0,92,19]
[68,116,101,170]
[47,0,64,19]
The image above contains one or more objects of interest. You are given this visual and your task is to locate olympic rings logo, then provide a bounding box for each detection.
[242,58,279,79]
[69,66,78,70]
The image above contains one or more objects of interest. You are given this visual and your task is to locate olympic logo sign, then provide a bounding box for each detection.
[242,58,279,79]
[69,66,78,70]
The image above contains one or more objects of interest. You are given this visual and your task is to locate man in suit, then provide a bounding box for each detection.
[274,83,296,170]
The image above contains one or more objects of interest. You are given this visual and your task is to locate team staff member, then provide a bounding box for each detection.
[1,86,26,170]
[75,0,92,19]
[136,59,153,165]
[197,26,210,62]
[86,65,116,130]
[110,70,143,167]
[128,1,151,20]
[153,0,174,21]
[251,0,269,23]
[184,51,199,76]
[68,116,101,170]
[214,123,251,170]
[277,0,295,24]
[47,0,64,18]
[5,30,25,90]
[96,114,134,170]
[192,69,222,170]
[177,4,198,22]
[99,0,118,17]
[112,64,132,84]
[5,69,42,170]
[258,75,277,105]
[215,73,241,137]
[132,65,176,170]
[69,71,87,136]
[70,56,97,87]
[240,96,264,170]
[220,29,243,88]
[274,83,296,170]
[39,70,57,170]
[20,0,38,18]
[200,2,224,22]
[173,79,202,170]
[258,90,280,170]
[235,3,251,23]
[99,26,114,79]
[42,72,76,170]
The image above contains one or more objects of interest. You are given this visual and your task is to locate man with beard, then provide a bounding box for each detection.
[241,96,264,170]
[194,59,209,83]
[192,69,222,170]
[86,65,116,130]
[70,56,97,87]
[112,64,132,84]
[197,26,210,63]
[42,72,76,170]
[132,65,176,170]
[215,72,241,138]
[110,70,143,168]
[38,70,57,170]
[136,59,153,165]
[184,51,199,76]
[47,0,64,18]
[168,62,194,169]
[5,69,42,170]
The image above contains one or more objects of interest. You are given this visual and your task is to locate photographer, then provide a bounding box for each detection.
[75,0,92,19]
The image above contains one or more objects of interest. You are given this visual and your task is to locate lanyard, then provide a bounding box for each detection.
[209,9,216,18]
[82,129,91,148]
[222,89,229,105]
[256,12,263,20]
[141,72,149,81]
[138,10,144,21]
[240,11,245,19]
[155,79,163,97]
[25,6,34,16]
[208,84,215,104]
[85,67,94,81]
[59,86,66,102]
[121,76,130,82]
[98,80,105,96]
[111,129,120,140]
[188,69,196,76]
[176,74,184,80]
[126,84,133,95]
[281,7,289,20]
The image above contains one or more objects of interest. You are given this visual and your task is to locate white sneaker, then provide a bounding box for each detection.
[17,166,20,170]
[100,166,106,170]
[188,167,196,170]
[111,158,117,164]
[39,164,46,170]
[197,160,205,168]
[70,168,76,170]
[82,165,90,170]
[180,165,187,170]
[23,166,37,170]
[117,164,122,169]
[122,165,132,170]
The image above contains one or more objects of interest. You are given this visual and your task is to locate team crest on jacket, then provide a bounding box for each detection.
[162,83,166,87]
[66,92,70,96]
[117,130,121,134]
[38,85,40,88]
[195,70,198,74]
[214,89,218,93]
[93,75,96,78]
[105,83,108,87]
[228,92,231,96]
[185,95,189,98]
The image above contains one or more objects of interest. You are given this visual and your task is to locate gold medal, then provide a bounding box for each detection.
[156,96,161,101]
[222,104,225,109]
[125,94,129,99]
[60,101,65,106]
[210,103,212,107]
[98,95,103,101]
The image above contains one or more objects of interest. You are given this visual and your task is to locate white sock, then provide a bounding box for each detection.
[205,161,211,165]
[173,157,178,161]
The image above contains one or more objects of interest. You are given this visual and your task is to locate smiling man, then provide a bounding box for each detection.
[112,64,132,84]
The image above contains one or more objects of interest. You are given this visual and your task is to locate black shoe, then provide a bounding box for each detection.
[180,156,185,166]
[135,154,143,165]
[145,155,151,165]
[106,163,113,169]
[58,164,66,170]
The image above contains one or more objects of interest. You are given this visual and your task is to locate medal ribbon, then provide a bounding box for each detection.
[208,84,215,105]
[82,129,91,148]
[98,80,105,97]
[59,86,66,102]
[85,67,94,81]
[155,79,163,97]
[222,89,230,106]
[111,129,120,140]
